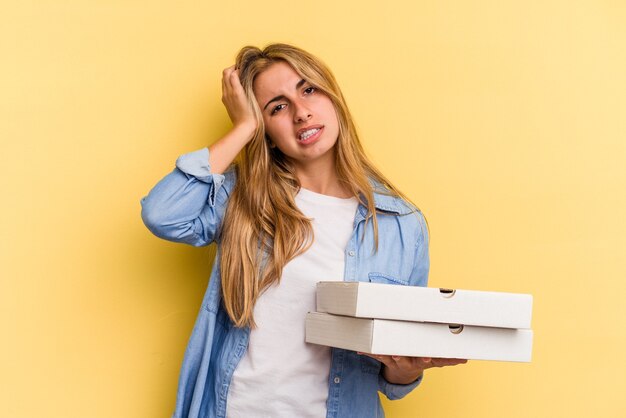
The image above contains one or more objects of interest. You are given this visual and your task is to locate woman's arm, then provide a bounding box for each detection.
[209,66,257,174]
[140,148,236,247]
[140,66,256,246]
[371,210,467,398]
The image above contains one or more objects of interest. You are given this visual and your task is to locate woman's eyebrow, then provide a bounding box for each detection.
[263,79,307,111]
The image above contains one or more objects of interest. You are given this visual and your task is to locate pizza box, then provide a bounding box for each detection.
[305,312,533,362]
[316,281,533,329]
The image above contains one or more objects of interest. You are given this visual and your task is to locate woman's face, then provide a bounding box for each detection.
[253,61,340,171]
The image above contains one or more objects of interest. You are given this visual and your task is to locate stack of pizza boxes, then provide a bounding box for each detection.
[305,281,533,362]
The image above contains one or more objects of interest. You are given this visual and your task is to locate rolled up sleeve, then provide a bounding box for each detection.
[140,147,236,247]
[378,372,424,400]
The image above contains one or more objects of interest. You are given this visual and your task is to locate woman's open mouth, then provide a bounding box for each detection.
[297,126,324,144]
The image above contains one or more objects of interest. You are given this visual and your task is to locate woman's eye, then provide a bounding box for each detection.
[304,86,316,95]
[271,104,286,115]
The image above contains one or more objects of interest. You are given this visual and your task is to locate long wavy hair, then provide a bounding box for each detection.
[219,43,418,328]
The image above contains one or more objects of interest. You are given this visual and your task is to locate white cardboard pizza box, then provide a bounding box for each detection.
[316,281,533,329]
[305,312,533,362]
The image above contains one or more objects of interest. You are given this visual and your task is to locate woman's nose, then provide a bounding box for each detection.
[293,101,312,123]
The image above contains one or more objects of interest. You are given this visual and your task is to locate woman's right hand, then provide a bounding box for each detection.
[221,65,257,133]
[207,66,258,174]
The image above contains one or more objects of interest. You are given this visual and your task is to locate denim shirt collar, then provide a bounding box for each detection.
[356,178,414,218]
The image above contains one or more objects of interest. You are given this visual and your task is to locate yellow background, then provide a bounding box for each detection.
[1,1,625,417]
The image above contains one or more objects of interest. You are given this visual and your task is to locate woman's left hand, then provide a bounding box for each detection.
[358,353,468,384]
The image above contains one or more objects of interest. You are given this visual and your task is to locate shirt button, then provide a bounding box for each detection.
[334,377,341,384]
[348,251,355,257]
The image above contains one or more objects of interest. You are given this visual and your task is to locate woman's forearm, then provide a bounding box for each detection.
[208,122,255,174]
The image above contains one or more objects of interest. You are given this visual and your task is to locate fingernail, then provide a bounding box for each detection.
[392,356,400,360]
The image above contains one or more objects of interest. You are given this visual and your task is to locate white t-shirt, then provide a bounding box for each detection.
[225,187,359,418]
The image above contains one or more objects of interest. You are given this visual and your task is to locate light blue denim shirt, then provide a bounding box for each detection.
[140,148,430,418]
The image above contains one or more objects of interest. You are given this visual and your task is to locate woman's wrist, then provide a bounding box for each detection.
[208,122,257,174]
[232,120,257,140]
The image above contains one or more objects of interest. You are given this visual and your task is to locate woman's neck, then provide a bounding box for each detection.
[294,159,351,199]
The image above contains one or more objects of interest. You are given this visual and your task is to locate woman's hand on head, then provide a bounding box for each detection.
[221,65,257,134]
[358,352,468,385]
[207,66,258,171]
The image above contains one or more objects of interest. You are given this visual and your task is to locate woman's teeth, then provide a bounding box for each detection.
[299,128,320,140]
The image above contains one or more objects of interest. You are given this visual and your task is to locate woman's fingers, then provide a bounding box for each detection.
[358,353,421,370]
[430,358,468,368]
[222,66,245,99]
[358,353,467,370]
[222,66,240,95]
[357,352,389,363]
[391,356,436,372]
[223,66,245,92]
[220,65,257,129]
[415,357,432,368]
[390,355,414,369]
[223,65,235,79]
[222,66,234,96]
[229,70,244,96]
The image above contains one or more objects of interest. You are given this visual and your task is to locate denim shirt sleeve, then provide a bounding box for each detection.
[140,147,236,247]
[378,372,424,400]
[377,209,430,399]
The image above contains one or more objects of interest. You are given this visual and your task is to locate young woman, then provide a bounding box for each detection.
[141,43,466,418]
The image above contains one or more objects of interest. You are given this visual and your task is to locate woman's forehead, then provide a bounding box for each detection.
[253,62,304,97]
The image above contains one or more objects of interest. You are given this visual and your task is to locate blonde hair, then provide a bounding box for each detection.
[219,43,419,328]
